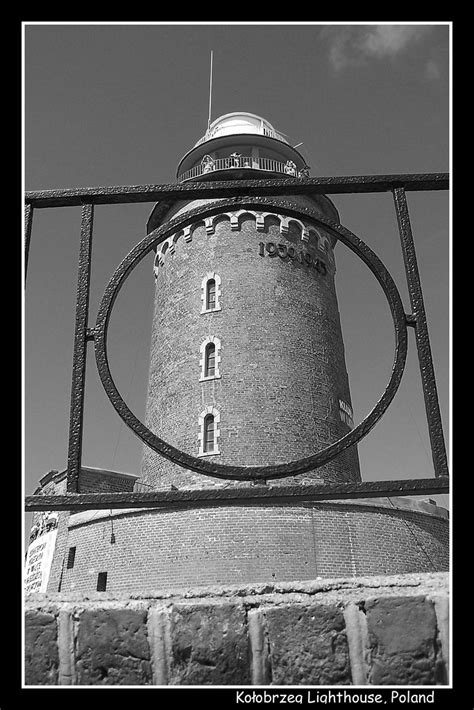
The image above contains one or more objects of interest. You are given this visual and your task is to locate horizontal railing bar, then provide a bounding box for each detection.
[25,173,449,208]
[25,477,449,511]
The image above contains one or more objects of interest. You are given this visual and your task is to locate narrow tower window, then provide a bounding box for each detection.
[201,272,222,313]
[199,336,221,380]
[96,572,108,591]
[205,343,216,377]
[206,279,216,310]
[66,546,76,569]
[204,414,215,453]
[198,406,221,456]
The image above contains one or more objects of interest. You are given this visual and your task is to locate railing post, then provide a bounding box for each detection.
[392,186,449,478]
[66,203,94,492]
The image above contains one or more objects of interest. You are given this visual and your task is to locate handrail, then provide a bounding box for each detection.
[178,156,304,182]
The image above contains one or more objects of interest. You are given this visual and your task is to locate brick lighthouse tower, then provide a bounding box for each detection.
[39,112,448,596]
[130,112,447,588]
[141,112,361,489]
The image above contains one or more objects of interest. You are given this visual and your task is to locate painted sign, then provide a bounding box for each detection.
[339,399,354,429]
[24,516,58,593]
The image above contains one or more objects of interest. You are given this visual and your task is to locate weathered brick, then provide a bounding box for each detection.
[25,610,59,685]
[265,603,351,685]
[75,609,152,685]
[56,501,448,593]
[365,596,446,685]
[168,602,250,685]
[142,195,360,489]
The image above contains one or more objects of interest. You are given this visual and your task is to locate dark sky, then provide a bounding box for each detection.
[24,23,450,513]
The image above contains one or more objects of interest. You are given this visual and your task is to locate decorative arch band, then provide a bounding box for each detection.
[154,210,334,273]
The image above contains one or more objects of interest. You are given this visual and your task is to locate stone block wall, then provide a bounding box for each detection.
[24,572,449,686]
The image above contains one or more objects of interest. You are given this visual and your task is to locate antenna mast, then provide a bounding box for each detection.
[207,50,214,132]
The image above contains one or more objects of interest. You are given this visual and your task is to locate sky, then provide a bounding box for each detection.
[23,22,450,519]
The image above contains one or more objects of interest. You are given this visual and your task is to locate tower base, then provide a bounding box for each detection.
[54,487,448,594]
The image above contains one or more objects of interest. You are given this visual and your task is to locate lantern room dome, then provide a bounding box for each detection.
[176,111,309,183]
[193,112,290,147]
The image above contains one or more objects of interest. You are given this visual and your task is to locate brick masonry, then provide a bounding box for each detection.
[141,192,361,489]
[53,496,448,594]
[24,571,449,686]
[28,468,138,594]
[29,470,448,599]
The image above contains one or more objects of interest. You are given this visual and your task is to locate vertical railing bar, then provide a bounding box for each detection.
[66,203,94,493]
[392,186,449,478]
[24,203,33,286]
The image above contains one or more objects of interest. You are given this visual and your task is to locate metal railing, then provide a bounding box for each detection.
[24,173,449,511]
[178,156,303,182]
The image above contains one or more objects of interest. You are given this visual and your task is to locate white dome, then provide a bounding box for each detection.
[195,112,289,147]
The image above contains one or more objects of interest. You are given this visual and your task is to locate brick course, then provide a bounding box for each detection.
[56,499,448,593]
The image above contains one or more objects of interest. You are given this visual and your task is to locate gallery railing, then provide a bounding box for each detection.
[177,156,304,182]
[24,173,449,512]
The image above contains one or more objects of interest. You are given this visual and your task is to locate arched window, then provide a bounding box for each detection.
[199,336,221,381]
[201,272,222,313]
[204,342,216,378]
[203,414,215,453]
[206,279,216,310]
[198,406,221,456]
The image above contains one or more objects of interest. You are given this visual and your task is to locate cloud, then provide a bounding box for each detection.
[324,25,433,71]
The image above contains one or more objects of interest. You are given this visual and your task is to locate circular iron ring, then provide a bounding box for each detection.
[94,196,408,480]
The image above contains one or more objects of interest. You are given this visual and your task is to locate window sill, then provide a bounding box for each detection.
[200,307,222,314]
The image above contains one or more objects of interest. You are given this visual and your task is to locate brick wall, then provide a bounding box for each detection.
[26,468,138,594]
[141,192,360,488]
[24,571,449,686]
[55,497,448,594]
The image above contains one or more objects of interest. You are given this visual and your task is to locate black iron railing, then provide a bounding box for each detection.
[24,173,449,511]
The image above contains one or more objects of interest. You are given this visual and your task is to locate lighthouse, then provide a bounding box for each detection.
[31,112,448,595]
[141,112,361,489]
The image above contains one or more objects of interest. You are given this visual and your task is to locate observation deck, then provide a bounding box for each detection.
[176,111,310,183]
